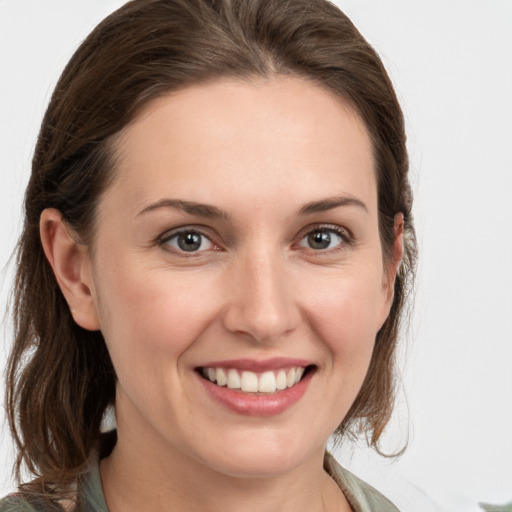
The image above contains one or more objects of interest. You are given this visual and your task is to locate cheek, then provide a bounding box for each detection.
[93,258,221,372]
[301,266,386,363]
[294,267,387,427]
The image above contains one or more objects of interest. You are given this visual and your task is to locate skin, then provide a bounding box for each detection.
[41,77,403,512]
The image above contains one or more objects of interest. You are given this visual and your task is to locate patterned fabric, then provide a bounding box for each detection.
[1,452,399,512]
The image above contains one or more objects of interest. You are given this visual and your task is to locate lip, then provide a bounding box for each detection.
[196,360,315,417]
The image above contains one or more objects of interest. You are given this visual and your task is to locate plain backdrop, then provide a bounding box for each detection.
[1,1,511,511]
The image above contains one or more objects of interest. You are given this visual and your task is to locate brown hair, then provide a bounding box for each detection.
[6,0,416,495]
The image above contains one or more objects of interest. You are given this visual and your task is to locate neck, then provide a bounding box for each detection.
[100,429,350,512]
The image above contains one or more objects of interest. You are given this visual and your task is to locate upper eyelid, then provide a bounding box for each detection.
[158,225,216,243]
[295,223,352,241]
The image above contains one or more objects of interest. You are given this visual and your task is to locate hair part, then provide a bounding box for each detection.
[6,0,416,494]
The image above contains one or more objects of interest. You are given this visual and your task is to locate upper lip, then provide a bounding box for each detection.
[196,357,313,372]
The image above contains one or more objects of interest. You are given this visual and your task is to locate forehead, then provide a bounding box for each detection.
[106,77,376,217]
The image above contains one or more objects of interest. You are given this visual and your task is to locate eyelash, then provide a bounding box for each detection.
[296,225,353,254]
[158,228,219,256]
[157,224,353,256]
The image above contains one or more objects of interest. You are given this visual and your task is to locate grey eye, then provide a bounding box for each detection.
[164,231,214,252]
[300,229,343,250]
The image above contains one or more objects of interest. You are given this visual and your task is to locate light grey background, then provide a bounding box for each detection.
[1,1,511,510]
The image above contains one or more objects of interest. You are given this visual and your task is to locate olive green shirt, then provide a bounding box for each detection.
[0,452,399,512]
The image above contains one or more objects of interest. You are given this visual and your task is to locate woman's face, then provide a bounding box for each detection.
[82,77,396,478]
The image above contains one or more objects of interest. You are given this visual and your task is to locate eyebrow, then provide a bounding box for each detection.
[137,199,230,219]
[299,196,368,215]
[137,194,368,219]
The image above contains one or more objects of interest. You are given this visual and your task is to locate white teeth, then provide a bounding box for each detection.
[216,368,227,386]
[227,369,241,389]
[286,368,296,388]
[240,371,259,392]
[202,366,307,393]
[259,371,276,393]
[276,370,287,390]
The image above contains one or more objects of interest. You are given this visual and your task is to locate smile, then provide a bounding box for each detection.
[196,361,315,416]
[200,367,306,394]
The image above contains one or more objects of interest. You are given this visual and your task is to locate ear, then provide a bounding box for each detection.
[382,212,405,306]
[40,208,100,331]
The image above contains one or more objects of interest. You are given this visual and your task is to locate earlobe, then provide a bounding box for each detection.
[40,208,100,331]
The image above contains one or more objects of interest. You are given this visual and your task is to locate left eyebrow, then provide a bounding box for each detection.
[299,195,368,215]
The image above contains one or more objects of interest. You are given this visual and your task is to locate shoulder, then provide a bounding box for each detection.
[0,494,62,512]
[324,452,400,512]
[0,495,30,512]
[0,443,110,512]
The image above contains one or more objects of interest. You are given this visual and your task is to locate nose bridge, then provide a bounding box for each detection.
[223,244,299,342]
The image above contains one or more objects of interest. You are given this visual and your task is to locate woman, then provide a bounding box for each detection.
[1,0,416,511]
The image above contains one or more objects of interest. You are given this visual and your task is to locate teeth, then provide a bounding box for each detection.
[276,370,287,390]
[216,368,227,386]
[286,368,296,388]
[202,366,307,393]
[258,371,276,393]
[240,371,259,392]
[227,369,241,389]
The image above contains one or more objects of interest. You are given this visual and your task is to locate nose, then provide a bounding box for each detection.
[221,249,301,343]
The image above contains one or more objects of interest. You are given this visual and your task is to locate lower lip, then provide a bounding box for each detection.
[198,370,313,416]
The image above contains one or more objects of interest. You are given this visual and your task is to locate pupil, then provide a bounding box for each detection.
[309,231,330,249]
[178,233,201,251]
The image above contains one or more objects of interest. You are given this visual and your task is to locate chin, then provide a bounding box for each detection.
[191,431,322,480]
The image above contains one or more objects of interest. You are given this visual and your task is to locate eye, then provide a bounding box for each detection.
[161,230,215,253]
[298,228,346,251]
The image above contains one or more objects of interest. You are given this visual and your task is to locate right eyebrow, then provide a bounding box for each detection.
[137,199,230,219]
